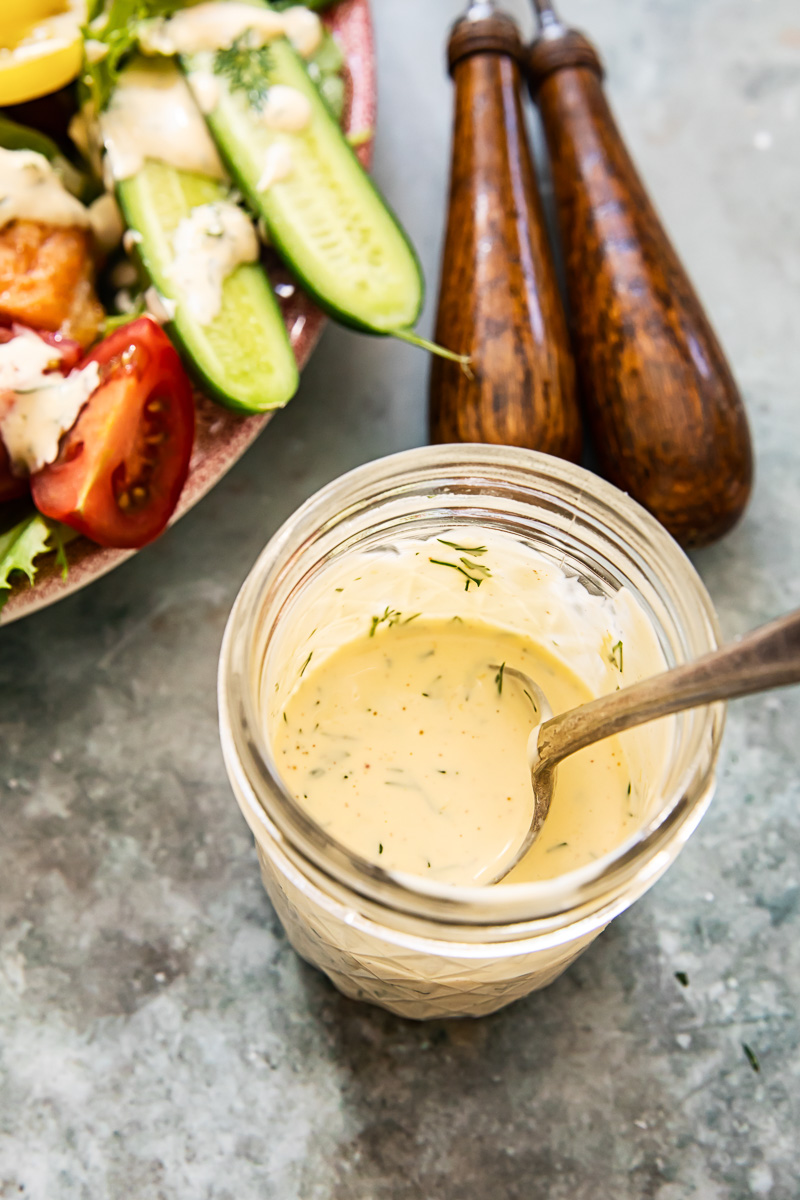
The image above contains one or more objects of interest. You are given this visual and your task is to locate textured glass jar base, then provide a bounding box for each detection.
[226,749,715,1018]
[255,838,597,1019]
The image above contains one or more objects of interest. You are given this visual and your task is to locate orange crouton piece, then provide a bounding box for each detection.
[0,220,103,348]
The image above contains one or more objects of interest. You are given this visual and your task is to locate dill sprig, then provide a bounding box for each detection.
[368,608,420,637]
[742,1043,760,1073]
[495,662,505,695]
[609,639,624,672]
[215,34,273,109]
[369,607,401,637]
[429,556,492,592]
[437,539,488,555]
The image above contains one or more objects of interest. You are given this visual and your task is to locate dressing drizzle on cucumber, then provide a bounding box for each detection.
[183,30,425,337]
[102,57,298,413]
[88,0,467,411]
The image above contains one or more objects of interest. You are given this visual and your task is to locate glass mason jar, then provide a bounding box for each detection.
[218,446,723,1020]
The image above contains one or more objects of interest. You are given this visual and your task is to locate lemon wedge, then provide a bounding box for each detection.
[0,2,86,106]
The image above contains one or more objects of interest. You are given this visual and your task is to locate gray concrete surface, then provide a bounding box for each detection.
[1,1,799,1196]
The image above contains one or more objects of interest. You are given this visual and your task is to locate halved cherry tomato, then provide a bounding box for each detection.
[31,317,195,549]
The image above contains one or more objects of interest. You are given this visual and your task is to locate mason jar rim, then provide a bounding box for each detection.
[219,445,725,930]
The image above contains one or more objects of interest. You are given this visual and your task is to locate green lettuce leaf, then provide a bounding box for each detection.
[82,0,185,110]
[270,1,339,10]
[0,514,73,613]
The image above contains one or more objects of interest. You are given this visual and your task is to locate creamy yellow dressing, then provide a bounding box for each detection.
[259,85,313,133]
[0,148,89,230]
[256,141,295,192]
[167,200,258,325]
[139,3,323,59]
[0,331,100,473]
[100,59,226,182]
[273,619,635,887]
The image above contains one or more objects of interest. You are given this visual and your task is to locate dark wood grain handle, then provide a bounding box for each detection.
[528,32,753,547]
[429,11,581,460]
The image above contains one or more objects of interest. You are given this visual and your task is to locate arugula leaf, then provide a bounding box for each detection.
[270,0,339,10]
[0,514,73,613]
[81,0,184,110]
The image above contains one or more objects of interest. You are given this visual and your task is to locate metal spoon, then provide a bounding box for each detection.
[489,608,800,884]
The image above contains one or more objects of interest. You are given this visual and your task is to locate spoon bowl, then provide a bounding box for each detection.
[489,608,800,884]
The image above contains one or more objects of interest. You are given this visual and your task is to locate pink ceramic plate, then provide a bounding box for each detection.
[1,0,375,625]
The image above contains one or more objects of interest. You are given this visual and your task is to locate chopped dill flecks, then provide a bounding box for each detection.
[742,1043,760,1073]
[427,861,431,868]
[421,692,430,698]
[215,35,273,108]
[403,613,421,625]
[437,538,488,555]
[675,971,689,987]
[523,689,538,713]
[429,557,489,592]
[547,842,569,853]
[495,662,505,695]
[378,843,384,855]
[335,587,344,593]
[627,781,632,796]
[299,651,313,677]
[460,557,491,578]
[609,639,624,672]
[369,606,403,637]
[283,712,288,724]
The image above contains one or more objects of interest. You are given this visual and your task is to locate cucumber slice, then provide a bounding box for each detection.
[184,37,423,336]
[117,161,299,414]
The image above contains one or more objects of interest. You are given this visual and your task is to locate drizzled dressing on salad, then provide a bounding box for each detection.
[0,0,428,603]
[100,60,227,182]
[167,201,258,325]
[138,3,323,59]
[0,331,100,473]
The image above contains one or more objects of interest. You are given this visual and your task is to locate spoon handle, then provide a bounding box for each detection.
[538,608,800,767]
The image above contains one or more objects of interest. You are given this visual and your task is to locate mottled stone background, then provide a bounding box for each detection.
[1,1,799,1196]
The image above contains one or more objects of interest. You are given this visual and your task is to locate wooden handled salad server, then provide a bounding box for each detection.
[526,0,753,547]
[429,1,582,460]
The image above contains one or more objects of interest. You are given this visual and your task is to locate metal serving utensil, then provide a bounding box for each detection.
[489,608,800,884]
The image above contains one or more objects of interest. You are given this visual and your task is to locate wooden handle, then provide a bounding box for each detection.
[429,11,581,459]
[528,31,753,547]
